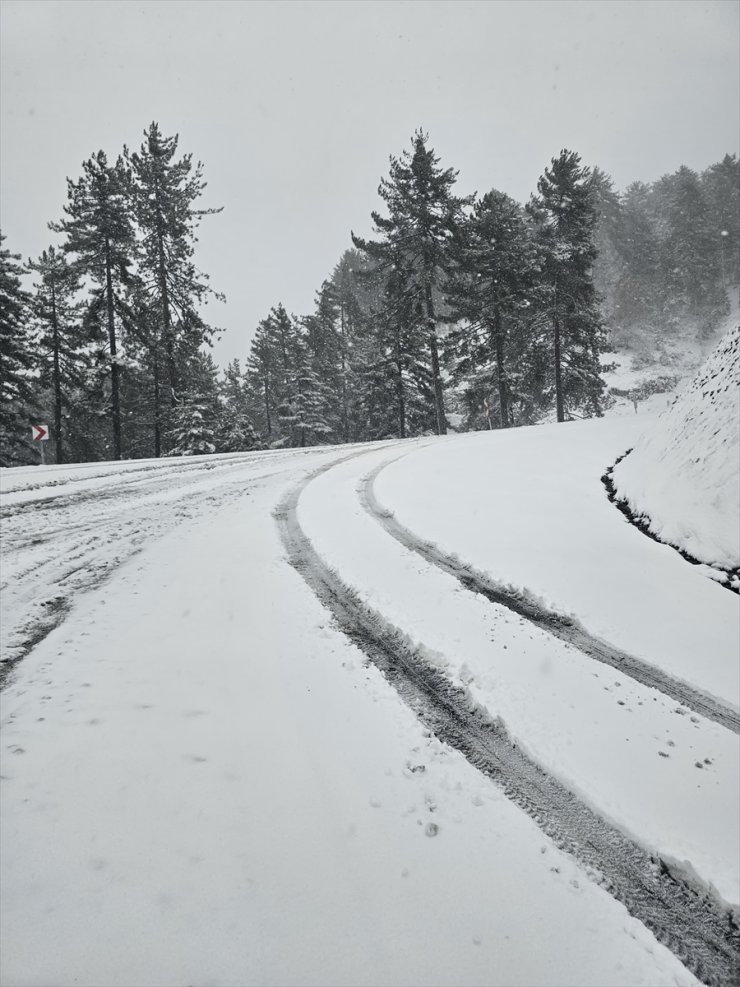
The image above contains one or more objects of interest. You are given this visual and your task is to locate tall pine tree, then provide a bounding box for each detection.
[528,150,606,421]
[0,233,36,466]
[127,123,224,453]
[50,151,137,459]
[27,246,85,464]
[352,130,471,435]
[446,190,536,428]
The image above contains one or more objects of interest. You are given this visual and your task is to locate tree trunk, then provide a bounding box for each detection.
[152,335,161,457]
[157,250,176,406]
[50,282,64,463]
[554,284,565,423]
[424,283,446,435]
[393,317,406,439]
[339,299,349,442]
[297,373,305,447]
[263,373,272,439]
[154,180,178,407]
[104,239,122,459]
[491,302,509,428]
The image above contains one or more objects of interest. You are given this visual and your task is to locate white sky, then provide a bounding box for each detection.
[1,0,738,368]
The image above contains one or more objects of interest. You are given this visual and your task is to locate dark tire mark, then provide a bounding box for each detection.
[361,460,739,735]
[276,456,740,987]
[0,596,72,689]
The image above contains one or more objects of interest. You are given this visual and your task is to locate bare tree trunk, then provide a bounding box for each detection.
[50,282,64,463]
[554,283,564,423]
[424,283,446,435]
[104,239,122,459]
[156,241,177,407]
[393,317,406,439]
[339,299,349,442]
[152,177,178,408]
[492,302,509,428]
[152,335,161,457]
[263,374,272,439]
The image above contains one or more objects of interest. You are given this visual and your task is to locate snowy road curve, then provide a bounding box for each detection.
[280,452,739,987]
[2,422,738,987]
[0,448,349,684]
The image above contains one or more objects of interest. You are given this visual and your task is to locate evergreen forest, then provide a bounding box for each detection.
[1,123,738,465]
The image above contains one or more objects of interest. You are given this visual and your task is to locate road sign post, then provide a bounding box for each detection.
[31,424,49,465]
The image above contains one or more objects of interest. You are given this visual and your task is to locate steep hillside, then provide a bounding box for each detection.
[608,322,740,587]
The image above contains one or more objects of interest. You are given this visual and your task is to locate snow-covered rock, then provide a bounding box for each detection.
[611,323,740,574]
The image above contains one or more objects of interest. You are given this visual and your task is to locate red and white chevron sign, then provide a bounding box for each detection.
[31,424,49,442]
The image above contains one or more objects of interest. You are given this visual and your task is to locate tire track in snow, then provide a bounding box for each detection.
[0,444,400,688]
[0,453,331,689]
[360,459,740,736]
[276,455,740,987]
[1,449,306,517]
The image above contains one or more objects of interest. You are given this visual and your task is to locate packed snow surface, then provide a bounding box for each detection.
[610,323,740,572]
[1,414,737,987]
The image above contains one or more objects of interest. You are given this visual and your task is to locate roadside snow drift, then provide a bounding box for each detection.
[610,323,740,576]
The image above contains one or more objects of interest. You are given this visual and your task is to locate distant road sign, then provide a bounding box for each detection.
[31,424,49,442]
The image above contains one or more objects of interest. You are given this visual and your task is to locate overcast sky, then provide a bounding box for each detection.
[1,0,738,367]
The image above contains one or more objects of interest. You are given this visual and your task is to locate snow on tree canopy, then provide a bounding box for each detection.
[611,322,740,572]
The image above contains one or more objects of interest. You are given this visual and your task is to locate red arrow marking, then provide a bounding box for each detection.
[31,425,48,441]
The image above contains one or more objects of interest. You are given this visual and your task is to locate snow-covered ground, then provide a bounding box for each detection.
[1,413,738,986]
[610,322,740,578]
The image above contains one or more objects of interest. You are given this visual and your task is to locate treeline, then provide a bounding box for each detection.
[1,126,737,465]
[234,136,737,444]
[240,137,610,446]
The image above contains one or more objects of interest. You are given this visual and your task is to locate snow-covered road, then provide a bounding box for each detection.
[1,420,738,987]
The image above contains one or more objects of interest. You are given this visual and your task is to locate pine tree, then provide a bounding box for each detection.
[0,233,37,466]
[528,150,606,421]
[702,154,740,293]
[269,304,300,446]
[127,123,224,451]
[302,280,343,440]
[168,352,220,456]
[114,289,167,457]
[329,249,385,441]
[291,337,334,447]
[245,314,278,443]
[352,130,471,435]
[265,306,327,448]
[244,304,306,447]
[660,166,726,335]
[168,394,217,456]
[589,168,624,345]
[609,181,664,346]
[27,246,85,463]
[219,359,260,452]
[446,190,536,428]
[50,151,137,459]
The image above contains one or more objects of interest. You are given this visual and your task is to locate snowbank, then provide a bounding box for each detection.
[610,323,740,574]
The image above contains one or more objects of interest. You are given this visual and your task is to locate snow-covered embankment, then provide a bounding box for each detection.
[609,324,740,588]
